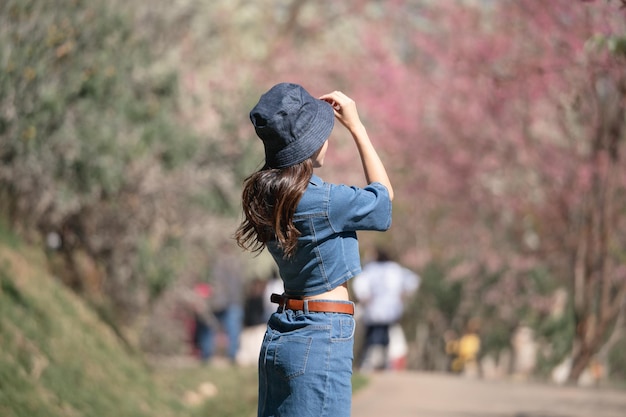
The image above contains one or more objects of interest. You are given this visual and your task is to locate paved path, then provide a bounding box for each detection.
[352,372,626,417]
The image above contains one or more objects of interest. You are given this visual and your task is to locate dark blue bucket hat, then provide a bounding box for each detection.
[250,83,335,169]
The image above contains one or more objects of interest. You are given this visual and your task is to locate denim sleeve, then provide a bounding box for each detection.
[328,182,392,232]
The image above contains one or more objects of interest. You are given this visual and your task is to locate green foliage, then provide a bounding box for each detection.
[0,0,196,189]
[527,266,561,296]
[417,262,463,323]
[588,33,626,57]
[402,261,463,351]
[479,317,513,356]
[534,311,576,377]
[137,236,185,300]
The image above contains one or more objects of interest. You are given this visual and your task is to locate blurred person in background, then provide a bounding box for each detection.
[352,247,420,371]
[180,281,217,360]
[244,277,267,327]
[203,241,244,365]
[236,83,393,417]
[447,318,481,377]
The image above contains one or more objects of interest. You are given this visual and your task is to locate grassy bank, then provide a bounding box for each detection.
[0,228,259,417]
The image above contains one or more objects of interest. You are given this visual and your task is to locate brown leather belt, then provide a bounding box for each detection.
[270,293,354,315]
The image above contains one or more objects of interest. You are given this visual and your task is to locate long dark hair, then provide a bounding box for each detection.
[235,159,313,259]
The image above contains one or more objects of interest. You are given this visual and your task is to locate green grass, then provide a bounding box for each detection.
[0,245,189,417]
[0,240,368,417]
[155,364,258,417]
[0,219,20,249]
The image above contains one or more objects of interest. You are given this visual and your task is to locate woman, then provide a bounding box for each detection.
[236,82,394,417]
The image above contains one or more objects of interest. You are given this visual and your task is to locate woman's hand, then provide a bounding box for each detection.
[319,91,363,133]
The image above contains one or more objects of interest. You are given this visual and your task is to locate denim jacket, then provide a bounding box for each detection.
[267,174,392,297]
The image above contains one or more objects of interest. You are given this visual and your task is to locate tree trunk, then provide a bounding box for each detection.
[567,71,625,384]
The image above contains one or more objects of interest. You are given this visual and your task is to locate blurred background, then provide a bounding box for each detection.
[1,0,625,415]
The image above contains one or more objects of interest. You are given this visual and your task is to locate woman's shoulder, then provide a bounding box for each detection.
[310,174,354,192]
[309,174,325,186]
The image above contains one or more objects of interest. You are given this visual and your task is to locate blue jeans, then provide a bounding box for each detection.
[197,304,243,361]
[258,301,356,417]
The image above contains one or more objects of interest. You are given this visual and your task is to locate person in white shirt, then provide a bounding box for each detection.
[352,247,420,371]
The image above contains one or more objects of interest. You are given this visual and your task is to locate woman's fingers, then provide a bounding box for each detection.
[320,91,351,110]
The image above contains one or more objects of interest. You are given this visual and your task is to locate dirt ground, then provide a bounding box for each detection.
[351,371,626,417]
